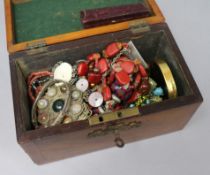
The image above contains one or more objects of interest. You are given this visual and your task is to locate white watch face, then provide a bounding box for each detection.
[54,62,73,82]
[76,78,89,92]
[88,92,103,107]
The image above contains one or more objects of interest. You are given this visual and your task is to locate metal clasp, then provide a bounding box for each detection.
[88,107,140,126]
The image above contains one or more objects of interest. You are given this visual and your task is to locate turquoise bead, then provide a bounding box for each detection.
[129,104,135,108]
[152,87,164,96]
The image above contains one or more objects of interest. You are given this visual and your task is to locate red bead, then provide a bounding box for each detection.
[139,64,148,77]
[98,58,109,74]
[87,53,101,61]
[77,62,88,76]
[88,73,102,84]
[107,71,115,85]
[140,79,150,95]
[121,61,135,74]
[114,104,123,111]
[116,56,129,62]
[88,61,95,71]
[115,70,130,85]
[134,73,142,87]
[102,86,112,101]
[127,91,141,103]
[103,42,122,58]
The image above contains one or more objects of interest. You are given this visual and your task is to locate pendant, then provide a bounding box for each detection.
[53,62,73,82]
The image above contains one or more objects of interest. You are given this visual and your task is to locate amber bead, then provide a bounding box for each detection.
[60,85,67,93]
[63,116,72,124]
[38,113,48,124]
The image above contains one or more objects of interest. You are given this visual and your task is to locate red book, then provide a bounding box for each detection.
[81,3,150,29]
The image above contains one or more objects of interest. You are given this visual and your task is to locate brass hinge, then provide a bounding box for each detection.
[26,40,48,55]
[26,40,47,50]
[89,107,140,126]
[129,20,151,34]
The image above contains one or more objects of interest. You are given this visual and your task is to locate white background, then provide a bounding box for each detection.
[0,0,210,174]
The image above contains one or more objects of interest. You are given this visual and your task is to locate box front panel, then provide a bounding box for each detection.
[23,102,200,165]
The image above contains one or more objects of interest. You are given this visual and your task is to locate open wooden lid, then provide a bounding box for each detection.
[5,0,164,53]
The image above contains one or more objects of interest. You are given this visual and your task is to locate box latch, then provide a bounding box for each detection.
[26,40,48,55]
[89,107,140,126]
[129,20,151,34]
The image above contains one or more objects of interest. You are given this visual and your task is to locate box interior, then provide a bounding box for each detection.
[14,29,193,131]
[12,0,151,43]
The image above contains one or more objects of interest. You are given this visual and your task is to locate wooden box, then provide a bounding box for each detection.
[5,0,203,165]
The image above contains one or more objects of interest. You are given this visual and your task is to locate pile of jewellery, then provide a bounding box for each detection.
[28,41,177,129]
